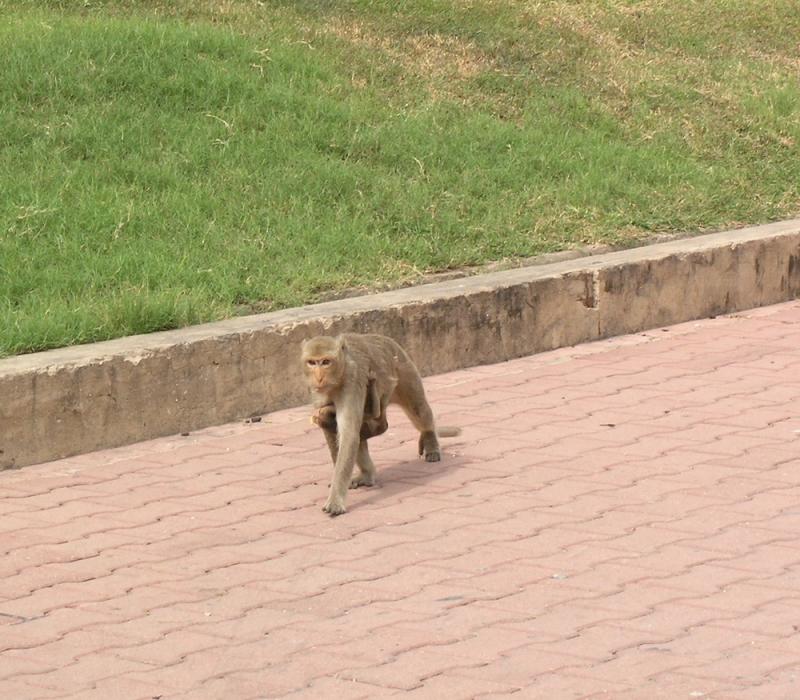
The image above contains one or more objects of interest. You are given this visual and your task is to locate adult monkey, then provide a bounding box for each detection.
[302,333,458,515]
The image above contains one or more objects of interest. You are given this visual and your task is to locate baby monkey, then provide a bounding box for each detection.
[311,373,388,440]
[302,333,459,515]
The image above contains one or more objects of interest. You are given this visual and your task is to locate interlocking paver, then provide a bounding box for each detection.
[1,300,799,698]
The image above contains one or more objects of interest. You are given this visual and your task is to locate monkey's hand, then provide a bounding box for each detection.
[313,405,338,434]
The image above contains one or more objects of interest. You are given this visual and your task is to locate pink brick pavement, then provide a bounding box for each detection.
[1,301,799,699]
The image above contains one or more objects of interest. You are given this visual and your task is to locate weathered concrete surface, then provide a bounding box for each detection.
[2,218,799,469]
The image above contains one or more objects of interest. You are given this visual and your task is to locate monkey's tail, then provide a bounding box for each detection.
[437,426,461,438]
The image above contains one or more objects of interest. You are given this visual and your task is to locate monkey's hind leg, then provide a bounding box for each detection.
[398,390,441,462]
[417,430,440,463]
[350,439,377,489]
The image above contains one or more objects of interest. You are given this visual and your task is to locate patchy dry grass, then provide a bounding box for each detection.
[326,18,492,80]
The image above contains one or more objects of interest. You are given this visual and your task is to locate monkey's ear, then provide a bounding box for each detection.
[336,335,347,353]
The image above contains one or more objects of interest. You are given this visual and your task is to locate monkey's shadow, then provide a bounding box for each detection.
[346,451,471,511]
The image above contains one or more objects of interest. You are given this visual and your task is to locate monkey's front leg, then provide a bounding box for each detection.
[318,415,375,489]
[313,405,340,462]
[322,401,362,516]
[322,427,338,463]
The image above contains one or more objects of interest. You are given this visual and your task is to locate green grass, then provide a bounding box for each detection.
[1,0,799,356]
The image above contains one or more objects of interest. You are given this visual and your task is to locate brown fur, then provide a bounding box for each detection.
[301,333,458,515]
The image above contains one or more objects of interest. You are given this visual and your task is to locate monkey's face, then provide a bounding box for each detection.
[303,353,344,393]
[301,336,347,395]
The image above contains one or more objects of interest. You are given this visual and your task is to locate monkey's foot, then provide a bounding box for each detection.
[418,431,441,462]
[349,473,375,489]
[322,497,347,516]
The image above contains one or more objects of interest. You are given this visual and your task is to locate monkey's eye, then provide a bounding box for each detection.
[306,359,316,367]
[320,359,332,367]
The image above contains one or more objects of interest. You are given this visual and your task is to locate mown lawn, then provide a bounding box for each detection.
[1,0,798,356]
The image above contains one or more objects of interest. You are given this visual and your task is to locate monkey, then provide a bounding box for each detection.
[301,333,460,516]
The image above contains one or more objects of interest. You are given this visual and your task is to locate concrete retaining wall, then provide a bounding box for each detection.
[2,219,799,469]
